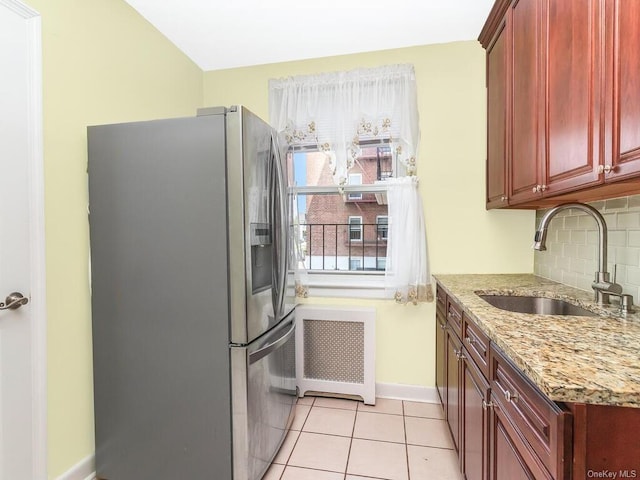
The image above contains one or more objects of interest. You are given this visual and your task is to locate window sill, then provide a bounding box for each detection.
[302,271,389,299]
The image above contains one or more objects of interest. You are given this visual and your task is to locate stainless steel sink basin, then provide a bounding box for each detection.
[478,295,598,317]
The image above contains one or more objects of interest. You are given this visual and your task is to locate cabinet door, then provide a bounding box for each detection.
[490,397,553,480]
[435,309,447,409]
[509,0,544,204]
[462,354,490,480]
[446,329,462,453]
[544,0,602,194]
[486,16,509,209]
[604,0,640,180]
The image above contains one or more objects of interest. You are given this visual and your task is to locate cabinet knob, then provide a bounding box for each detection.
[604,164,613,174]
[501,195,507,202]
[439,323,446,330]
[482,400,496,411]
[504,390,519,403]
[532,184,544,193]
[456,350,466,361]
[540,184,547,192]
[465,336,475,345]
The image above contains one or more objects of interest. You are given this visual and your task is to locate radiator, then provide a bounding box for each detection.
[295,305,376,405]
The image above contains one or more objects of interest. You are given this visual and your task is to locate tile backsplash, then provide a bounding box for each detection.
[534,194,640,303]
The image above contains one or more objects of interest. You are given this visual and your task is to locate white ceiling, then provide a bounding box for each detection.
[124,0,495,71]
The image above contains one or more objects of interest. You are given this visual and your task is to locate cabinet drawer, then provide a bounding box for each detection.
[490,347,571,480]
[462,316,491,379]
[436,284,447,314]
[446,297,463,339]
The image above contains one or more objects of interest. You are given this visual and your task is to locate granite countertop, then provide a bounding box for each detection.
[433,273,640,408]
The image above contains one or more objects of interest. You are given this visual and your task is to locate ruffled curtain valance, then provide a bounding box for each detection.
[269,64,420,185]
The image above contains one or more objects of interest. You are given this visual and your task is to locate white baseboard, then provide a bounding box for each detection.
[375,382,439,403]
[56,454,95,480]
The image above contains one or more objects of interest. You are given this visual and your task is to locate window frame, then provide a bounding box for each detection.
[347,173,363,200]
[376,215,389,241]
[288,143,393,298]
[348,215,363,242]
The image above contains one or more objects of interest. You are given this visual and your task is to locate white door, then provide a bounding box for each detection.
[0,1,46,479]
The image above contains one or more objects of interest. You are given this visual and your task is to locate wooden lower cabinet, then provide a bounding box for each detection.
[435,306,446,407]
[490,397,552,480]
[462,354,490,480]
[446,328,463,452]
[435,282,640,480]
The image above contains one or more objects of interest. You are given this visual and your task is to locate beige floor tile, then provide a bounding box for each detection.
[288,432,351,473]
[347,439,408,480]
[405,417,454,449]
[313,396,359,410]
[303,406,356,437]
[290,404,311,431]
[263,463,285,480]
[403,400,445,419]
[296,396,315,406]
[407,445,463,480]
[273,429,300,465]
[357,397,403,415]
[281,466,345,480]
[353,411,405,443]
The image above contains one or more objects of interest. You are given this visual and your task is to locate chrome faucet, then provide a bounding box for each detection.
[533,202,629,308]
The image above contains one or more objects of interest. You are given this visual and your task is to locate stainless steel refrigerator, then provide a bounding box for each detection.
[88,106,296,480]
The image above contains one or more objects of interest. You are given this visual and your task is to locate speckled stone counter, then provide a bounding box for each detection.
[433,273,640,408]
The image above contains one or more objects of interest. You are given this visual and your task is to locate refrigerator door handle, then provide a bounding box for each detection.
[270,133,288,319]
[248,320,295,365]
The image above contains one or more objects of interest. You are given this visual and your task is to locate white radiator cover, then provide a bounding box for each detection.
[295,305,376,405]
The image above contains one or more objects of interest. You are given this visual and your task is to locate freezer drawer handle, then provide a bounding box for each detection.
[249,321,295,365]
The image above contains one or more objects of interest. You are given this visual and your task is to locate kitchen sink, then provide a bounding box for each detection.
[478,294,598,317]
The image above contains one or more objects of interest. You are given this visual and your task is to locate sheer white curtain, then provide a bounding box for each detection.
[269,64,432,304]
[384,177,433,304]
[269,64,420,184]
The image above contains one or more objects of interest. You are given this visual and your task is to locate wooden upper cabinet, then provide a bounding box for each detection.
[486,18,509,209]
[544,0,602,194]
[604,0,640,180]
[509,0,543,204]
[480,0,640,208]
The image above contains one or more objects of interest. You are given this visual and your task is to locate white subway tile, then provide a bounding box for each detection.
[615,247,640,267]
[625,265,640,286]
[608,230,628,247]
[577,244,596,261]
[558,229,572,243]
[571,230,587,245]
[628,195,640,209]
[628,230,640,247]
[617,212,640,229]
[604,197,629,210]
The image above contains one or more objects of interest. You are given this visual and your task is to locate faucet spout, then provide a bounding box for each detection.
[533,202,619,305]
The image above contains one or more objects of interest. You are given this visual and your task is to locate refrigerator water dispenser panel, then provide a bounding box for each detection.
[250,222,273,294]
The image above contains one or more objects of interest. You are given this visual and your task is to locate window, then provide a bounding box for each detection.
[270,65,422,298]
[349,216,363,241]
[376,215,388,240]
[291,150,389,274]
[347,173,363,200]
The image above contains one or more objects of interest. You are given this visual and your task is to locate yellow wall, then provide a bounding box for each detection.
[19,4,536,474]
[24,0,204,477]
[204,42,536,388]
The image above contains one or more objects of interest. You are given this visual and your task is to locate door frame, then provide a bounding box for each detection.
[1,0,47,477]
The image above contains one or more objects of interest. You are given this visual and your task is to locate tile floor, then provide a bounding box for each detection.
[263,396,463,480]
